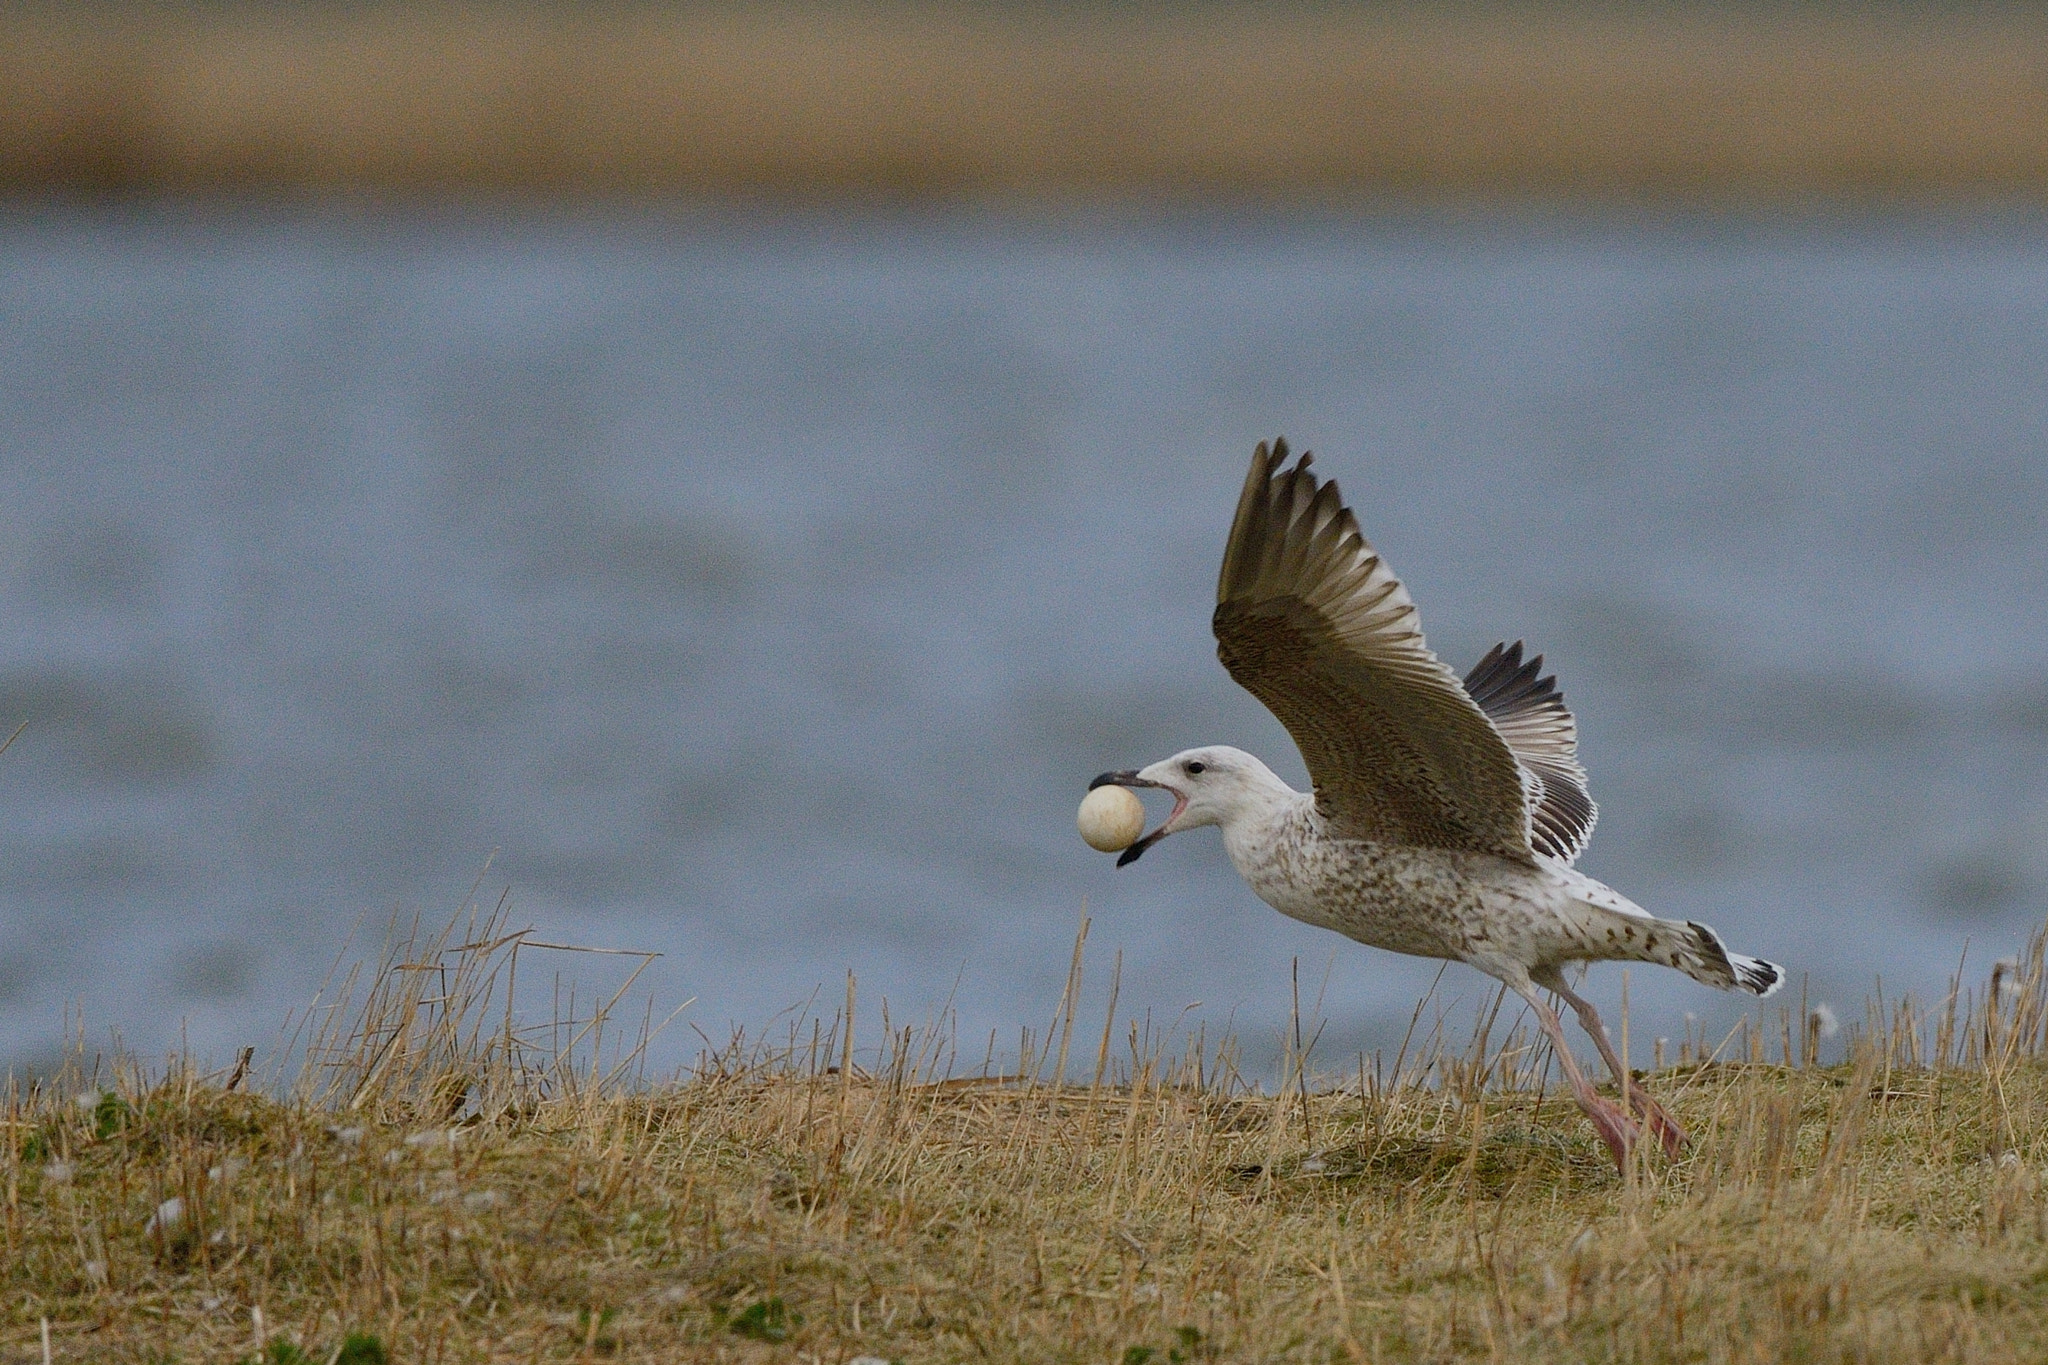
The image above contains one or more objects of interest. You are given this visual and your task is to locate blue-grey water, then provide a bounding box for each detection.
[3,206,2046,1082]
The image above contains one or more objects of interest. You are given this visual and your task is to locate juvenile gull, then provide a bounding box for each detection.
[1092,440,1781,1168]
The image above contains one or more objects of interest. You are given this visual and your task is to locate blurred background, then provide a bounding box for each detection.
[3,3,2047,1082]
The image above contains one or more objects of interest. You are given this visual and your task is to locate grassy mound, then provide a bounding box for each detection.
[9,913,2048,1362]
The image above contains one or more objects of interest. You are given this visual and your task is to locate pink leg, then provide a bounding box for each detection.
[1511,982,1639,1172]
[1536,969,1686,1159]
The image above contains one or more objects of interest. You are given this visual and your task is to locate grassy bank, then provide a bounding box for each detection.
[9,914,2048,1362]
[5,5,2048,200]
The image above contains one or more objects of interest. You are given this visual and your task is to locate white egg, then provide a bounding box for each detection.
[1077,784,1147,852]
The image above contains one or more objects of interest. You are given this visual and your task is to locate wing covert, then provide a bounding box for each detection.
[1212,440,1536,861]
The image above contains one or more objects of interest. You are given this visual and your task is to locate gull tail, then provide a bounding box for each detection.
[1676,920,1784,998]
[1559,869,1784,998]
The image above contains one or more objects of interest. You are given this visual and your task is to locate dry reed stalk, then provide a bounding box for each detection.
[5,6,2048,200]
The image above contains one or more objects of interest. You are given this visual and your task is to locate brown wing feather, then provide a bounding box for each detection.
[1213,441,1535,860]
[1464,641,1599,862]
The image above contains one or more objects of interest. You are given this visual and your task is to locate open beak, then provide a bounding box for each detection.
[1087,770,1189,868]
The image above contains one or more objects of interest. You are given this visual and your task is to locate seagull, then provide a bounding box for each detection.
[1092,440,1781,1169]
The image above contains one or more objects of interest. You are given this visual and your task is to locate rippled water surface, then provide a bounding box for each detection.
[3,207,2046,1077]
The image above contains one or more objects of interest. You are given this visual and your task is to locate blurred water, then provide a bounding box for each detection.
[2,205,2046,1081]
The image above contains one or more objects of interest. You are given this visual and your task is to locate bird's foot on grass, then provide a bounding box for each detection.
[1625,1084,1686,1160]
[1578,1093,1640,1172]
[1579,1088,1684,1171]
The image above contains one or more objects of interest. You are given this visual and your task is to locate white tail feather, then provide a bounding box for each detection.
[1723,949,1785,998]
[1685,920,1784,997]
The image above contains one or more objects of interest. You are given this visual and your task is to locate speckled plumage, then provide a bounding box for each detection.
[1094,440,1783,1169]
[1212,784,1775,999]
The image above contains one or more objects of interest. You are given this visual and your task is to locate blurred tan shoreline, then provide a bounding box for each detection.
[4,5,2048,201]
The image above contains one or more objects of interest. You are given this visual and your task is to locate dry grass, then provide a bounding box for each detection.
[6,5,2048,200]
[11,905,2048,1363]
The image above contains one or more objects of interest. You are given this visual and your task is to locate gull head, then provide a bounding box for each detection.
[1089,745,1293,867]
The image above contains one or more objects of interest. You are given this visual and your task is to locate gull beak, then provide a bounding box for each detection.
[1088,770,1188,868]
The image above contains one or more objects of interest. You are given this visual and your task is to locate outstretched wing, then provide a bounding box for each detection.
[1212,440,1535,861]
[1463,642,1598,863]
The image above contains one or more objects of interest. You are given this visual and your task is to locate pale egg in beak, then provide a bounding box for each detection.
[1087,770,1189,867]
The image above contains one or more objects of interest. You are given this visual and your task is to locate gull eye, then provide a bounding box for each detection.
[1185,761,1206,775]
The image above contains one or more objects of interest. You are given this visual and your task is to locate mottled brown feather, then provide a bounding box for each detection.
[1212,441,1536,861]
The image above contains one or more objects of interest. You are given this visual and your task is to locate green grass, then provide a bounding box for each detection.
[8,907,2048,1361]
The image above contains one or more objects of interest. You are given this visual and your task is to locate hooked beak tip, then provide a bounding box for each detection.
[1089,769,1156,791]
